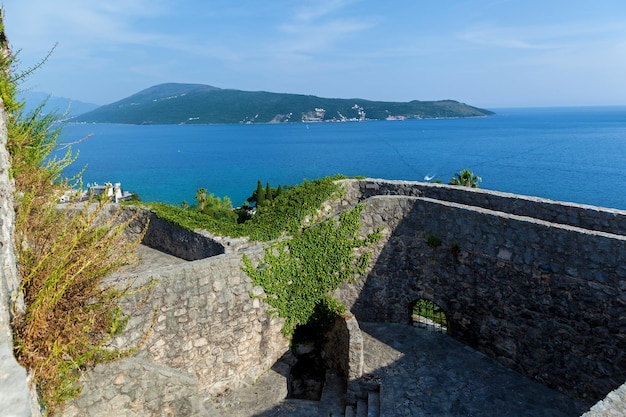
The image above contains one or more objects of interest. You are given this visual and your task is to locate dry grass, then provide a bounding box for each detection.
[2,20,152,412]
[8,116,153,411]
[11,197,148,410]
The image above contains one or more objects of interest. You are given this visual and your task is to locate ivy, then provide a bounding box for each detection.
[243,204,382,337]
[146,176,345,242]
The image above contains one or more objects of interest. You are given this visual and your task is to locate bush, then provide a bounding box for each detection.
[147,176,345,242]
[2,21,150,412]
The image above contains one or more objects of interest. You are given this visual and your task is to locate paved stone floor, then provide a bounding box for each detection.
[204,322,591,417]
[360,322,590,417]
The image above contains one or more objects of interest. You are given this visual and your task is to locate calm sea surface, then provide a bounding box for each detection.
[61,106,626,210]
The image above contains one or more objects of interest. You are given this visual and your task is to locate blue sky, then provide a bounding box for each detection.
[3,0,626,108]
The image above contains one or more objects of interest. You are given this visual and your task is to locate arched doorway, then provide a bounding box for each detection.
[411,299,448,334]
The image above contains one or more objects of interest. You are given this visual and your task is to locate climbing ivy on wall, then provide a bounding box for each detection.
[147,176,346,241]
[243,204,382,337]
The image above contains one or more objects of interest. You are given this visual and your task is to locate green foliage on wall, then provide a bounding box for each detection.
[147,176,346,242]
[426,233,442,248]
[242,204,382,337]
[149,174,376,338]
[246,176,345,241]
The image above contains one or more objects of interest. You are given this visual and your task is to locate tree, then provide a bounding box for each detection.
[449,169,481,188]
[195,187,207,211]
[255,180,266,207]
[266,182,273,202]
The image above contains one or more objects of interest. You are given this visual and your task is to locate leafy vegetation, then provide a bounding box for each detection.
[147,176,346,242]
[449,168,482,188]
[73,82,494,125]
[412,299,448,332]
[426,233,442,248]
[147,174,380,338]
[246,179,283,208]
[1,18,149,413]
[242,204,382,337]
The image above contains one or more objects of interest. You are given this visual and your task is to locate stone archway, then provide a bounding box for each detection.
[411,298,448,334]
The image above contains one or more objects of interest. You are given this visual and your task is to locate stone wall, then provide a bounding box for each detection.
[582,381,626,417]
[321,312,365,404]
[322,312,363,382]
[62,245,290,416]
[338,178,626,235]
[143,214,225,260]
[0,101,42,416]
[112,206,227,260]
[335,194,626,403]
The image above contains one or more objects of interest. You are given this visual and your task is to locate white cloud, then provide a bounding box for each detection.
[458,19,626,51]
[273,0,375,60]
[292,0,362,22]
[5,0,173,50]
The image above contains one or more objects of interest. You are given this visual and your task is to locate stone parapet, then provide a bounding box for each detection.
[337,178,626,236]
[110,205,227,261]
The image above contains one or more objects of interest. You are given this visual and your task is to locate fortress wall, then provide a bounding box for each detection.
[336,195,626,402]
[111,206,227,260]
[337,179,626,235]
[62,245,289,416]
[142,213,226,260]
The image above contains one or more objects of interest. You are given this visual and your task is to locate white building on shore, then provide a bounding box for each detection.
[59,182,134,203]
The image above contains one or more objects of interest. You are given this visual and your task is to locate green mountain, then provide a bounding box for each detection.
[73,83,494,125]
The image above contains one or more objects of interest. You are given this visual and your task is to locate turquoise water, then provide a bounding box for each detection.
[61,106,626,209]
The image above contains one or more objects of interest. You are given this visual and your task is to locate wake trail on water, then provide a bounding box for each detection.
[379,136,423,179]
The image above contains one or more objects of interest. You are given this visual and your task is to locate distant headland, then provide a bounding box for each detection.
[72,83,494,125]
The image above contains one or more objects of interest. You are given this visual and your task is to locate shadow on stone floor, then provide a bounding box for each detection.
[205,322,590,417]
[358,322,590,417]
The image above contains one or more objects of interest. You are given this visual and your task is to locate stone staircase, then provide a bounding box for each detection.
[316,369,380,417]
[344,389,380,417]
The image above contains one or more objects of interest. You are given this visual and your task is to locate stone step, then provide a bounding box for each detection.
[367,391,380,417]
[356,398,368,417]
[318,370,345,417]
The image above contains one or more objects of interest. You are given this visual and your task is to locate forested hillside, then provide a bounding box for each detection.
[74,83,494,125]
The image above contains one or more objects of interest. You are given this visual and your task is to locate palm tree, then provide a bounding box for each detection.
[195,187,207,211]
[449,169,481,188]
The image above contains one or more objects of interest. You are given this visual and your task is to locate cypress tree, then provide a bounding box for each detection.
[256,180,265,206]
[266,182,273,201]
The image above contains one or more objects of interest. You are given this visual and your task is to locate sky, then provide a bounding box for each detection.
[3,0,626,108]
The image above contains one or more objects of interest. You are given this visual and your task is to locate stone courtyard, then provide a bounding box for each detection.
[205,321,589,417]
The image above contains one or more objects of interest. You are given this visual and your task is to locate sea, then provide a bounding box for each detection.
[59,106,626,210]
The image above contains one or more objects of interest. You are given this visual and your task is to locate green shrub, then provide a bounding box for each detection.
[147,176,345,242]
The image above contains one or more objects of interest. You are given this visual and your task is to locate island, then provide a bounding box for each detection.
[72,83,494,125]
